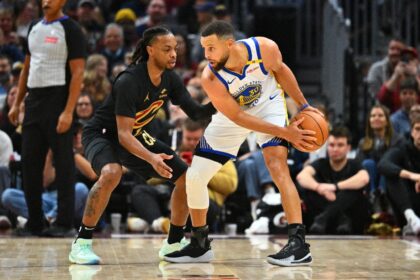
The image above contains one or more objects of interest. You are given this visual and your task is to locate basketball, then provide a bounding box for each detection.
[291,110,329,152]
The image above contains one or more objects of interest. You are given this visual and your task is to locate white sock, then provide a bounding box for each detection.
[404,209,420,234]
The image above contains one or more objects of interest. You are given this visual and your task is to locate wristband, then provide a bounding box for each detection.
[335,183,340,191]
[298,103,309,112]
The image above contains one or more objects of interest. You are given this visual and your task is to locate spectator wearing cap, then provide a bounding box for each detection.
[191,1,216,64]
[77,0,103,53]
[100,23,126,76]
[114,8,138,50]
[377,46,420,112]
[135,0,168,37]
[213,4,246,40]
[390,77,419,136]
[367,38,405,101]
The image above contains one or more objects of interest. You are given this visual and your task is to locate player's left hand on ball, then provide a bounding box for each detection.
[303,105,324,118]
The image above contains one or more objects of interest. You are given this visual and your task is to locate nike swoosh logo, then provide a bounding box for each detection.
[227,78,236,84]
[269,94,278,100]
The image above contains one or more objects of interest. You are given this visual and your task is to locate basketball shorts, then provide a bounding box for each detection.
[82,128,188,183]
[196,95,290,164]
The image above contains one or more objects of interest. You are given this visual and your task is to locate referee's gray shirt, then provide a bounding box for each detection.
[26,16,86,89]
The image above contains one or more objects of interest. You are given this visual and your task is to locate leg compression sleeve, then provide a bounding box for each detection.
[186,156,222,209]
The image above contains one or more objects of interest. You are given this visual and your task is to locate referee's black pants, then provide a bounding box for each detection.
[22,86,75,231]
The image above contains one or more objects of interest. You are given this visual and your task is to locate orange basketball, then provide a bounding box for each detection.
[290,110,329,152]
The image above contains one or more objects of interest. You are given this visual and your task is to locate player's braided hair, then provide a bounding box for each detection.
[131,26,172,65]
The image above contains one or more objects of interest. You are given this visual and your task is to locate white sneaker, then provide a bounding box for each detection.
[152,217,170,233]
[245,217,269,234]
[16,216,28,229]
[127,217,149,232]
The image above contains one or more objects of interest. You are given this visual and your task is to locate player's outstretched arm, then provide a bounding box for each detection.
[202,66,316,150]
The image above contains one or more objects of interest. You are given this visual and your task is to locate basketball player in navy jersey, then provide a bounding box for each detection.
[164,21,320,266]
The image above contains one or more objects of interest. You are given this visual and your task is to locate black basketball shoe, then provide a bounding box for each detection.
[267,224,312,266]
[164,225,214,263]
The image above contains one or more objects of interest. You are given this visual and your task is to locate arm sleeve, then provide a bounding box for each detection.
[378,146,404,178]
[168,72,216,120]
[114,73,140,118]
[63,19,87,60]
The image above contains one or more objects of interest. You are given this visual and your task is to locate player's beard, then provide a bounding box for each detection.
[212,54,229,71]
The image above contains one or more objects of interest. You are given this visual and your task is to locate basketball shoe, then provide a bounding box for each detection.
[69,238,101,265]
[267,224,312,266]
[158,237,189,260]
[164,225,214,263]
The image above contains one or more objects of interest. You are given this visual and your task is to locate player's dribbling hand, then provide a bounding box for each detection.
[285,118,316,152]
[151,153,173,179]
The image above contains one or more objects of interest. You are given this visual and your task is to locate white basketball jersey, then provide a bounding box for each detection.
[209,37,283,109]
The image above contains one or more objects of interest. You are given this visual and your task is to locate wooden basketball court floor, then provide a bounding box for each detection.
[0,234,419,280]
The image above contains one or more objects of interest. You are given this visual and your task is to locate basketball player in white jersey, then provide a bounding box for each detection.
[164,21,320,266]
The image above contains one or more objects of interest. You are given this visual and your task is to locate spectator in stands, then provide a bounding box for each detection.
[77,0,103,53]
[390,76,419,136]
[297,126,370,234]
[82,54,111,106]
[0,6,18,46]
[0,128,12,168]
[15,1,40,40]
[110,62,127,81]
[2,150,89,228]
[0,54,12,95]
[213,4,246,40]
[114,8,138,50]
[136,0,168,37]
[75,93,94,123]
[367,38,404,101]
[0,86,22,153]
[173,31,194,84]
[191,1,216,64]
[377,47,420,112]
[357,105,404,195]
[378,114,420,235]
[0,29,24,63]
[100,23,126,77]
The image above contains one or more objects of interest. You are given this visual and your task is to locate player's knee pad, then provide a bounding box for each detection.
[186,156,222,209]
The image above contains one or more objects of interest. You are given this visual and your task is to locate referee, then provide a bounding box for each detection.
[8,0,86,236]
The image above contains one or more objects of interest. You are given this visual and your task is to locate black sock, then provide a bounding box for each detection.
[288,223,306,244]
[167,223,185,244]
[77,223,95,240]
